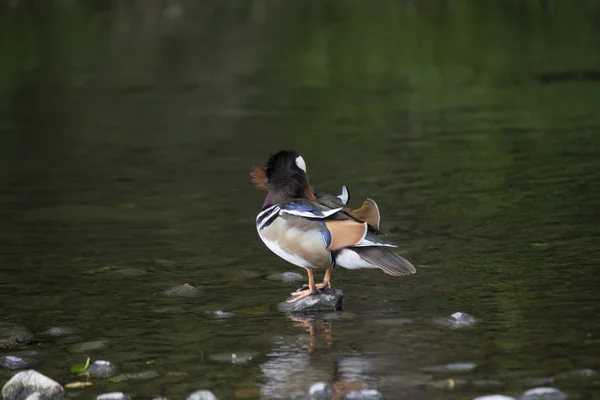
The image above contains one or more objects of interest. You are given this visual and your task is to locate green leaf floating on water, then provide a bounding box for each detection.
[70,357,91,373]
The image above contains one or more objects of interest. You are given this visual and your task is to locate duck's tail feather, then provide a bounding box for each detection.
[335,246,416,276]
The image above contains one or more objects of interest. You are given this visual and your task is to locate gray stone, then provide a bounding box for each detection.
[88,360,119,378]
[0,323,34,349]
[279,288,343,314]
[421,362,477,374]
[206,311,234,319]
[24,393,42,400]
[554,368,597,381]
[519,387,568,400]
[38,327,75,337]
[308,382,334,400]
[96,393,131,400]
[1,370,66,400]
[433,312,477,328]
[267,272,304,283]
[0,355,33,370]
[186,390,218,400]
[474,396,516,400]
[209,352,257,364]
[163,284,200,297]
[343,389,382,400]
[68,340,109,353]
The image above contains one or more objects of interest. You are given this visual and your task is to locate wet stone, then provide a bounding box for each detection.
[109,371,160,382]
[88,360,119,378]
[279,288,343,314]
[474,396,516,400]
[554,368,598,381]
[1,370,67,400]
[343,389,382,400]
[206,311,234,319]
[520,387,568,400]
[96,392,131,400]
[68,340,109,353]
[0,323,34,349]
[421,362,477,374]
[433,312,477,328]
[210,352,257,364]
[24,393,42,400]
[1,355,36,370]
[186,390,218,400]
[38,327,75,337]
[267,272,304,283]
[522,377,555,387]
[308,382,334,400]
[162,283,200,298]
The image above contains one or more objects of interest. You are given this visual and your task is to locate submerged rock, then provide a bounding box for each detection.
[186,390,218,400]
[433,312,477,328]
[0,323,34,349]
[1,370,66,400]
[209,352,257,364]
[554,368,598,381]
[38,327,75,337]
[421,362,477,374]
[68,340,109,353]
[96,393,131,400]
[279,288,343,314]
[88,360,119,378]
[267,272,304,283]
[519,387,568,400]
[474,396,516,400]
[163,283,200,298]
[343,389,382,400]
[206,311,234,319]
[308,382,334,400]
[0,355,37,370]
[108,371,160,383]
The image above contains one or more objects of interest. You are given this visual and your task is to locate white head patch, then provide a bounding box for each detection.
[295,155,307,173]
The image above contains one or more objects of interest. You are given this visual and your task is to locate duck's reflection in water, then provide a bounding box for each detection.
[259,313,369,399]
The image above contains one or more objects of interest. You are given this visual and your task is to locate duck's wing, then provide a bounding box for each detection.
[315,186,382,233]
[280,199,394,250]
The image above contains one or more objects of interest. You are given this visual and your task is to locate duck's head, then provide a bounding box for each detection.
[251,150,316,206]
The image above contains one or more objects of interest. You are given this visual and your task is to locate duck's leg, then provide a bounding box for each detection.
[316,268,332,290]
[288,269,319,303]
[295,268,332,292]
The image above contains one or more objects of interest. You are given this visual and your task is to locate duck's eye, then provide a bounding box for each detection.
[295,156,307,173]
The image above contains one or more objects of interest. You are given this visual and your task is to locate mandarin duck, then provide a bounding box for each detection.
[251,150,416,303]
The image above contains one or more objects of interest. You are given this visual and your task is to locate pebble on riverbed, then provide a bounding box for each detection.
[96,392,132,400]
[68,340,109,353]
[267,272,305,283]
[343,389,383,400]
[0,323,34,349]
[38,327,75,337]
[186,390,218,400]
[432,312,477,328]
[162,283,200,298]
[519,387,568,400]
[1,370,66,400]
[278,288,343,314]
[0,355,38,370]
[88,360,119,378]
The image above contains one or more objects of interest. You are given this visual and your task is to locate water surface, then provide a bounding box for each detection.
[1,2,600,399]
